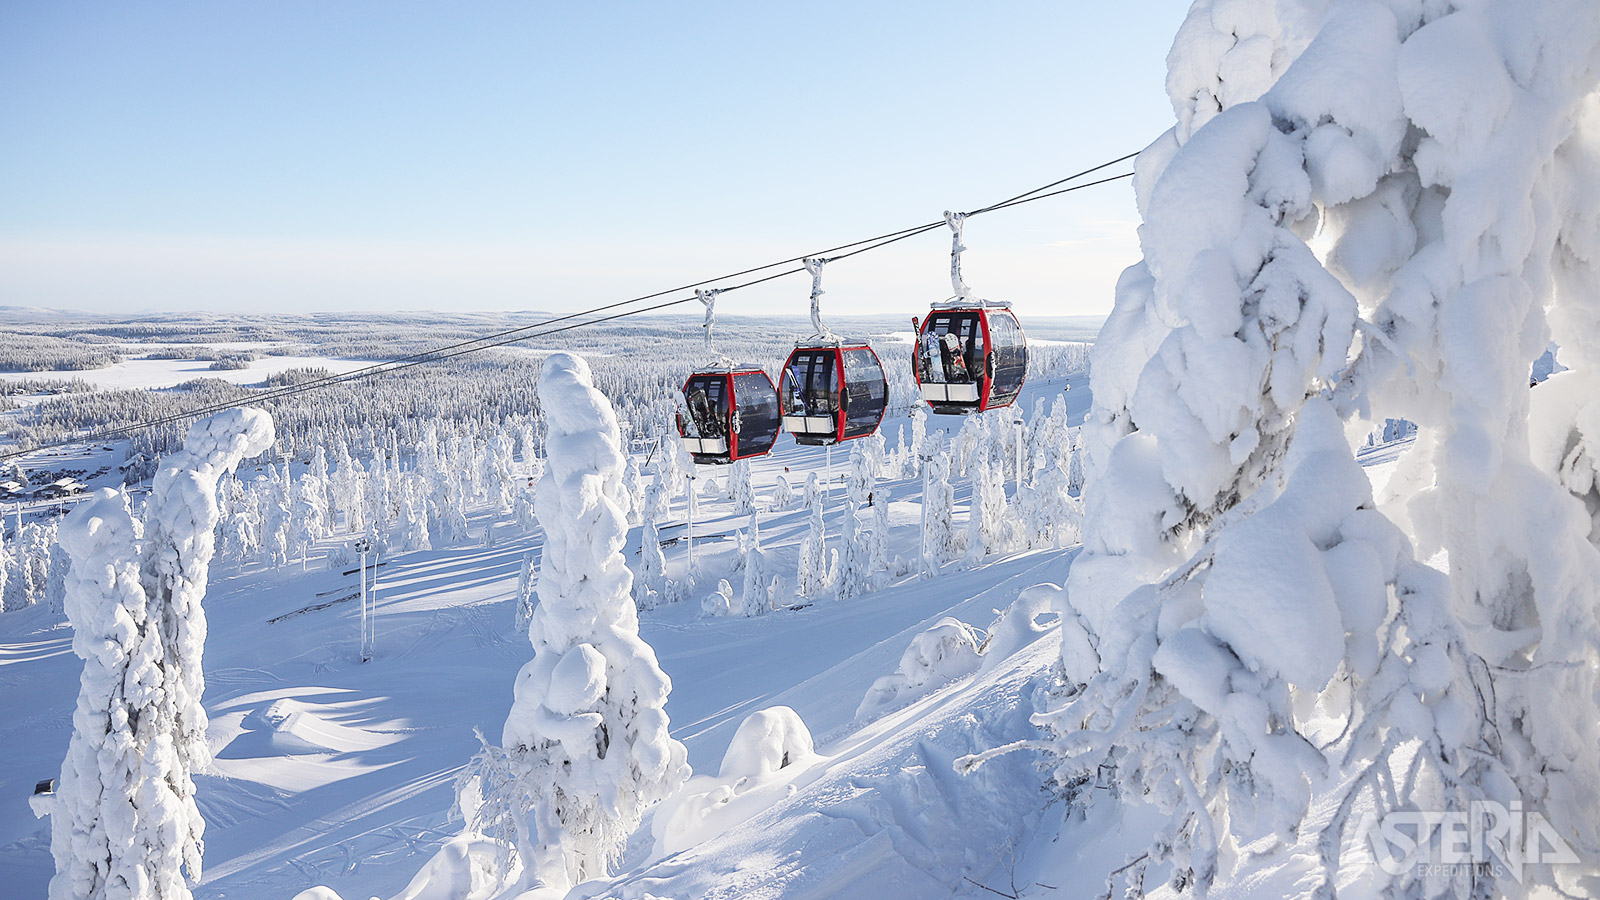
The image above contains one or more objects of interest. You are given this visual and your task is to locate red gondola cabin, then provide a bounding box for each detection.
[779,343,888,445]
[913,305,1027,415]
[678,366,781,465]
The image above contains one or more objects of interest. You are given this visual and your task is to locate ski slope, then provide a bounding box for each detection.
[0,366,1430,900]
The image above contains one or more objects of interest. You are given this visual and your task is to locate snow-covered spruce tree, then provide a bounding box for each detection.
[796,479,837,600]
[964,440,1009,565]
[848,439,875,506]
[465,352,688,896]
[308,445,332,527]
[802,469,822,510]
[908,405,927,479]
[0,521,8,612]
[739,512,770,616]
[47,411,274,900]
[727,458,754,516]
[921,431,958,572]
[838,501,871,601]
[622,456,646,526]
[134,408,274,890]
[50,489,181,900]
[983,3,1600,897]
[633,515,667,611]
[289,475,326,565]
[515,550,538,632]
[769,474,795,511]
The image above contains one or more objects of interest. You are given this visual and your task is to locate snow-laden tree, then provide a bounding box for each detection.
[288,475,326,565]
[464,352,689,896]
[802,470,823,511]
[331,439,365,533]
[633,515,667,611]
[869,491,891,582]
[921,432,958,573]
[837,501,872,601]
[134,408,274,888]
[50,489,180,900]
[0,521,8,612]
[727,458,754,516]
[47,409,273,900]
[908,405,927,479]
[257,467,290,568]
[400,478,431,553]
[995,2,1600,896]
[739,512,772,616]
[796,480,837,600]
[769,474,795,512]
[515,550,538,631]
[847,441,873,506]
[622,456,646,525]
[308,445,332,527]
[964,441,1010,564]
[487,427,519,513]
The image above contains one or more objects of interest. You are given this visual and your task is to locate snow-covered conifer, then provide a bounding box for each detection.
[727,458,754,516]
[622,456,646,526]
[847,441,874,506]
[633,516,667,611]
[796,481,837,600]
[768,474,794,511]
[400,479,431,553]
[1004,4,1600,895]
[133,408,274,887]
[50,490,187,900]
[515,550,537,632]
[921,432,957,572]
[0,520,9,612]
[908,405,927,478]
[738,512,769,616]
[837,501,871,600]
[288,475,326,565]
[467,352,688,895]
[869,491,891,580]
[308,446,332,526]
[964,443,1008,564]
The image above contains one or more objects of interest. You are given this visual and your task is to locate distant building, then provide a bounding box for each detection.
[35,478,85,499]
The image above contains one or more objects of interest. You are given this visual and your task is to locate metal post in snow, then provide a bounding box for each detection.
[355,536,373,662]
[369,546,380,659]
[1014,415,1025,497]
[919,450,935,578]
[686,466,696,585]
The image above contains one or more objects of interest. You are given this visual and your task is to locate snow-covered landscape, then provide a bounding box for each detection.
[6,0,1600,899]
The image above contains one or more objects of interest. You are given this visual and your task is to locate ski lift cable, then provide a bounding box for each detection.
[0,163,1137,461]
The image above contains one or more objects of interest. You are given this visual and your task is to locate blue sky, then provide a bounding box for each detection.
[0,2,1192,317]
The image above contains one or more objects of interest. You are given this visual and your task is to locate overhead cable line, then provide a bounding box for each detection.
[1,157,1138,461]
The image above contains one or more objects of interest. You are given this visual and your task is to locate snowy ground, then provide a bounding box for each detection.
[0,367,1423,899]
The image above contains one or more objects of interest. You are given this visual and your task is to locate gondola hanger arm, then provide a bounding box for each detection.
[803,257,836,343]
[945,210,973,304]
[696,288,728,365]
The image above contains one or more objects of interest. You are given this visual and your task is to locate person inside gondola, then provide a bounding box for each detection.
[687,388,723,438]
[939,332,970,383]
[921,332,944,383]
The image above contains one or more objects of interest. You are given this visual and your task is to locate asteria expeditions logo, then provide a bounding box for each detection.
[1360,801,1579,883]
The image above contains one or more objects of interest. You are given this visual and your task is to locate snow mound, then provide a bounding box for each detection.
[856,591,1063,722]
[855,618,984,722]
[718,706,816,780]
[652,707,818,856]
[217,697,396,760]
